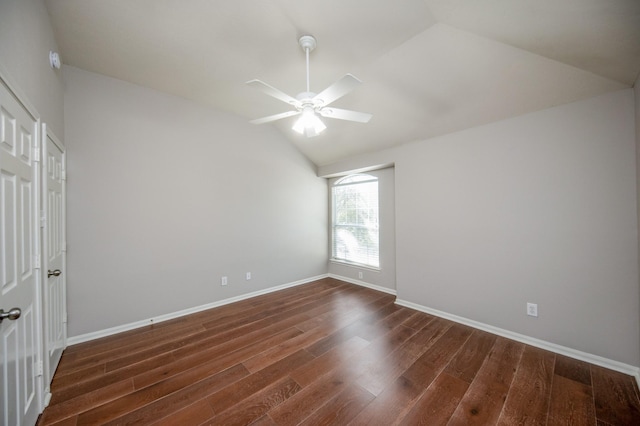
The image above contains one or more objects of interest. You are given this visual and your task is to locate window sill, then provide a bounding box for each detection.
[330,259,380,272]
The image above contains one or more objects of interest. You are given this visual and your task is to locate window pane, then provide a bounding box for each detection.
[332,174,379,268]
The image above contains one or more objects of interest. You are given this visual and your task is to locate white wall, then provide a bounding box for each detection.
[322,89,640,367]
[327,167,396,292]
[63,66,328,337]
[0,0,64,138]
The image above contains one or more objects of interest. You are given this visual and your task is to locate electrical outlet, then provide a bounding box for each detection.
[358,271,363,279]
[246,272,251,280]
[221,276,228,286]
[527,303,538,317]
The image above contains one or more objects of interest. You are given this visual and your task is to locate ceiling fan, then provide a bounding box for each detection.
[247,35,372,137]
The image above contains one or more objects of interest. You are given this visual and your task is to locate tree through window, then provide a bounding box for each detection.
[332,174,379,268]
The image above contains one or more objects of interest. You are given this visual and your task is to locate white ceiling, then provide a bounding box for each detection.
[45,0,640,166]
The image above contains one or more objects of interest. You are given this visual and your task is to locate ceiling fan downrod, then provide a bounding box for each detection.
[299,35,317,96]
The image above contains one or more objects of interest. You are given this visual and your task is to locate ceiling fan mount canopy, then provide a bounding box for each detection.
[247,34,372,137]
[298,35,317,53]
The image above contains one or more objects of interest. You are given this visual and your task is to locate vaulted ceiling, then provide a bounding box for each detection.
[45,0,640,166]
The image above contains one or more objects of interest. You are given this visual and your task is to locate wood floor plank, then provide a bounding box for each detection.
[496,345,555,426]
[547,374,596,425]
[270,325,421,424]
[38,279,640,426]
[60,316,193,356]
[295,306,359,333]
[206,350,314,414]
[289,336,370,387]
[356,316,452,396]
[401,311,435,331]
[305,318,376,357]
[51,352,176,405]
[75,363,248,424]
[337,324,420,389]
[447,337,524,425]
[41,416,78,426]
[38,379,134,424]
[268,370,351,425]
[356,304,411,341]
[250,414,278,426]
[592,364,640,425]
[443,329,497,383]
[398,372,470,425]
[243,327,331,373]
[200,282,355,334]
[103,364,248,425]
[348,375,425,425]
[150,399,214,426]
[401,322,469,388]
[63,323,206,366]
[50,363,106,393]
[554,353,592,386]
[169,308,311,362]
[132,325,303,390]
[297,383,376,426]
[206,377,301,426]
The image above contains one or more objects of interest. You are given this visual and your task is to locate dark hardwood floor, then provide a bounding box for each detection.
[38,278,640,425]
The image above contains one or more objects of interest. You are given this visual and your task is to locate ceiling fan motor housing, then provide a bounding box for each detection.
[296,91,319,105]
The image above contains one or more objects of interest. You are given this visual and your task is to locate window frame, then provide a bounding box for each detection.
[330,173,380,269]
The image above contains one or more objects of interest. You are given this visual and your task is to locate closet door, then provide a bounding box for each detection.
[0,79,41,426]
[42,125,66,387]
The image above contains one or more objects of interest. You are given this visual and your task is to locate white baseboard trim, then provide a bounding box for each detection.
[43,390,52,408]
[328,273,397,296]
[66,276,640,389]
[395,298,640,386]
[68,274,329,346]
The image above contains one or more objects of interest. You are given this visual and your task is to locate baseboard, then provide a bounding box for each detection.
[66,276,640,390]
[395,298,640,386]
[43,390,52,408]
[68,274,329,346]
[328,273,397,295]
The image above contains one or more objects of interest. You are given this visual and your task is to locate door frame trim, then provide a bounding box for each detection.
[41,122,67,405]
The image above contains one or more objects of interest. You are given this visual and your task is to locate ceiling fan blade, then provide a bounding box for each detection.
[313,74,362,107]
[318,107,372,123]
[246,79,300,106]
[249,110,300,125]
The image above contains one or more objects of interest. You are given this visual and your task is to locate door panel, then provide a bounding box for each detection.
[1,81,40,426]
[43,128,65,384]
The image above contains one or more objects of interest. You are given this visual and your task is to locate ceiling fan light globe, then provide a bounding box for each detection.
[293,108,326,137]
[292,118,306,134]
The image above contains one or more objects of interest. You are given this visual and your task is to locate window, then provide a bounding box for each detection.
[332,174,379,268]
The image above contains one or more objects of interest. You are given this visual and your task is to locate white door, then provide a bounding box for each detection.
[0,81,41,425]
[42,126,66,386]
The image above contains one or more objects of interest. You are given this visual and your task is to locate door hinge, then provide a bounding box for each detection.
[62,169,67,181]
[33,146,40,162]
[63,313,68,324]
[36,360,44,377]
[40,211,46,228]
[34,255,41,269]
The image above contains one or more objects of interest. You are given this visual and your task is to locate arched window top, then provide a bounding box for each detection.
[334,173,377,186]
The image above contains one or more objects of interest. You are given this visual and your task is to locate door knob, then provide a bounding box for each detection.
[48,269,62,278]
[0,307,21,324]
